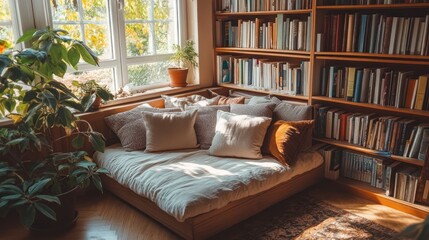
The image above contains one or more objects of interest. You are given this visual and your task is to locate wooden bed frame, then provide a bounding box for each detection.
[102,165,323,240]
[68,87,323,239]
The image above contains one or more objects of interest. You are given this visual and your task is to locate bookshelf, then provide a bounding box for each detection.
[213,0,429,217]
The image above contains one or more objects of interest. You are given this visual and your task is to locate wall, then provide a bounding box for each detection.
[187,0,214,87]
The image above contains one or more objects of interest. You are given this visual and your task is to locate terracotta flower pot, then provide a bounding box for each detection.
[91,96,102,110]
[30,187,79,232]
[168,67,188,87]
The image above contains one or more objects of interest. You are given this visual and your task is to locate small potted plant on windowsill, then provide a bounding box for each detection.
[72,79,114,111]
[168,40,198,87]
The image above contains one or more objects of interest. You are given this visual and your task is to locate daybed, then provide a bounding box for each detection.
[92,89,324,240]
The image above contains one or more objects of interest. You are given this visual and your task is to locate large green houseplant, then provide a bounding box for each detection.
[0,27,108,230]
[167,40,198,87]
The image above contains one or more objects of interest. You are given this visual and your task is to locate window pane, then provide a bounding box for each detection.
[124,0,149,20]
[125,23,150,56]
[60,68,115,93]
[0,0,14,48]
[84,24,111,59]
[51,0,113,60]
[82,0,107,21]
[51,0,79,21]
[124,0,178,57]
[128,62,169,86]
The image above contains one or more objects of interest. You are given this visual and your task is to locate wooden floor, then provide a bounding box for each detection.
[0,181,423,240]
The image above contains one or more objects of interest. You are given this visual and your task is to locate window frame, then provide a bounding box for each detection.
[32,0,188,93]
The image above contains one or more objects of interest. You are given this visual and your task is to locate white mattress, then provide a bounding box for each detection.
[94,145,323,222]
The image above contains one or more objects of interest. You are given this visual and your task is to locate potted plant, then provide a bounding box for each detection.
[72,79,114,111]
[0,27,108,231]
[168,40,198,87]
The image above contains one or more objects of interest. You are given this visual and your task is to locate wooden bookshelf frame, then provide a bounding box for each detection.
[212,0,429,218]
[331,177,429,219]
[317,2,429,10]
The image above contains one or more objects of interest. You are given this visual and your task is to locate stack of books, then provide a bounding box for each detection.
[219,0,312,12]
[315,105,429,159]
[216,55,310,95]
[216,14,311,51]
[317,66,429,110]
[318,13,429,55]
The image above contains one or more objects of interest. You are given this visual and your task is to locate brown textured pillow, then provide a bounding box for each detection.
[209,90,245,105]
[264,120,314,166]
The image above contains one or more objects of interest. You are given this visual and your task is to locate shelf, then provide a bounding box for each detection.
[216,47,311,59]
[331,177,429,219]
[314,137,425,167]
[312,96,429,118]
[315,55,429,65]
[218,83,309,101]
[215,9,312,17]
[317,3,429,10]
[315,52,429,61]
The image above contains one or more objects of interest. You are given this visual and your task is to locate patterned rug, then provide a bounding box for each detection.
[213,193,400,240]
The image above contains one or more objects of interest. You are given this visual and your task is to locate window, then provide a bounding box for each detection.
[38,0,186,95]
[0,0,20,50]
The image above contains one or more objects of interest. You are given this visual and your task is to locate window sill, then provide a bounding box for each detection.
[102,83,202,108]
[0,84,204,127]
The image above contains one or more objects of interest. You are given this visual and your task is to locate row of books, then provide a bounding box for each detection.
[216,55,310,95]
[319,14,429,56]
[317,66,429,111]
[322,148,422,203]
[322,0,429,5]
[218,0,312,12]
[315,106,429,160]
[216,15,312,51]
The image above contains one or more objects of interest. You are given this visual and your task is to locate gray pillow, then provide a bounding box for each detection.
[230,103,276,118]
[273,102,312,122]
[248,95,281,105]
[186,105,231,149]
[105,106,180,151]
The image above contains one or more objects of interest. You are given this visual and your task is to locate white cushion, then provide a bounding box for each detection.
[142,110,199,152]
[209,111,272,159]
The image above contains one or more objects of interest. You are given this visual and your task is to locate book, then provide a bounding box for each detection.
[418,129,429,161]
[385,161,402,197]
[405,78,418,109]
[353,69,363,102]
[346,67,356,101]
[414,74,429,110]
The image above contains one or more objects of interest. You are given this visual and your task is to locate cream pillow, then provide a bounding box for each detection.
[142,110,199,152]
[209,111,272,159]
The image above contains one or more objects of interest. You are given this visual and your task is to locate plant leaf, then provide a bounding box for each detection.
[28,178,51,195]
[67,47,80,68]
[19,205,36,228]
[34,195,60,204]
[91,175,103,193]
[89,132,105,153]
[72,134,85,149]
[34,202,57,221]
[16,29,37,43]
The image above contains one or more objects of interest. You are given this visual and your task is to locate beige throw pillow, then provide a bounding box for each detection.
[142,110,199,152]
[104,106,180,151]
[209,111,272,159]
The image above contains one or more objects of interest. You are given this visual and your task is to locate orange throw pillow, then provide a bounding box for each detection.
[265,120,314,166]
